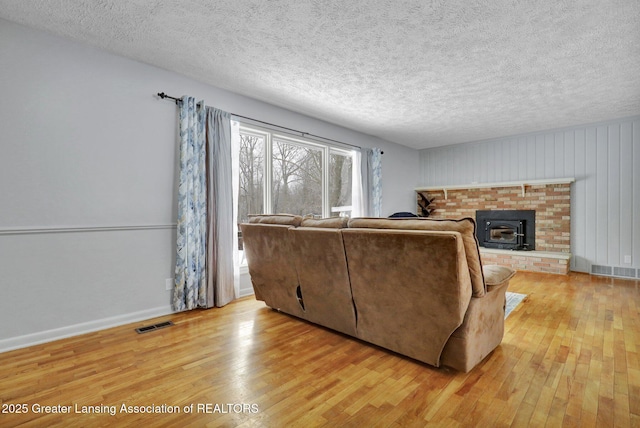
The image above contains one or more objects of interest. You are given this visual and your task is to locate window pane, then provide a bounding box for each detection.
[238,133,264,224]
[329,151,353,217]
[272,139,322,216]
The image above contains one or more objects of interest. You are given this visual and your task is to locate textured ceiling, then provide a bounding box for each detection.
[1,0,639,149]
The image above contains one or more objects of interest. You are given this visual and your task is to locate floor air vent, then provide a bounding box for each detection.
[591,265,612,275]
[613,267,637,279]
[591,265,638,279]
[135,321,174,334]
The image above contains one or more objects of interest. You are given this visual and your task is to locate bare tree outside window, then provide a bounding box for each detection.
[272,139,322,216]
[238,134,264,224]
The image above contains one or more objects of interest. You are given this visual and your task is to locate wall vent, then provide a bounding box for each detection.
[613,267,637,279]
[135,321,174,334]
[591,265,612,275]
[591,265,639,279]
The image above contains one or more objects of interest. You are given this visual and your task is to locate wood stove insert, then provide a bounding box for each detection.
[475,210,535,251]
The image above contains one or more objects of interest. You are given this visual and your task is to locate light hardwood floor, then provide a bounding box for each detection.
[1,271,638,427]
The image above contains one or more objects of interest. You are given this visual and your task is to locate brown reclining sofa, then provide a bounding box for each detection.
[240,214,516,372]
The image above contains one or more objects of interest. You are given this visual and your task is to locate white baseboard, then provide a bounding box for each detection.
[0,305,174,354]
[238,288,255,298]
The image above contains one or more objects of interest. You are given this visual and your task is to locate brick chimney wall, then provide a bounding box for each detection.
[418,183,571,254]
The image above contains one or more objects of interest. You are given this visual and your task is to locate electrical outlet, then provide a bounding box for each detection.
[165,278,173,290]
[624,255,632,264]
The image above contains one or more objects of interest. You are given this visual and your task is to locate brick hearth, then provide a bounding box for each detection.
[479,248,571,275]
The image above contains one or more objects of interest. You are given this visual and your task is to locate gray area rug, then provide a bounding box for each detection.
[505,292,526,319]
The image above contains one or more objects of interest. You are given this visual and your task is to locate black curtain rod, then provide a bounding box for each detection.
[157,92,382,154]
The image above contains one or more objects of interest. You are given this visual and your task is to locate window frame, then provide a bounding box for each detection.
[238,123,355,220]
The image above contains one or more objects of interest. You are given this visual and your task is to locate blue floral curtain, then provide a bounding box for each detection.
[173,97,238,311]
[173,97,208,311]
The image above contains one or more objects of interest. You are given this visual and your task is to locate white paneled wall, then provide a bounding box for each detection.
[419,116,640,273]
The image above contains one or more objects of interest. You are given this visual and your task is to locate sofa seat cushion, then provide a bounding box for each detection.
[348,217,486,297]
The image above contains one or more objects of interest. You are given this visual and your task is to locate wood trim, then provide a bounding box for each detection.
[416,177,575,199]
[0,224,177,236]
[0,305,173,354]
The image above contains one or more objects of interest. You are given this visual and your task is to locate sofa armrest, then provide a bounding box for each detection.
[483,265,516,289]
[439,279,509,372]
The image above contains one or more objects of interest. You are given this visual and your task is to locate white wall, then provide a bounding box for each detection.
[0,19,419,351]
[419,116,640,273]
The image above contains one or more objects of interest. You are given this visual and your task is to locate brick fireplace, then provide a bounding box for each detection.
[416,180,573,274]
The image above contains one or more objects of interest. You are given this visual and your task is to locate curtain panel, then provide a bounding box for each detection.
[206,108,239,307]
[360,148,383,217]
[351,149,364,217]
[173,96,238,311]
[173,97,208,311]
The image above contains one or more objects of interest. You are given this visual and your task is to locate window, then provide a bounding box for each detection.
[238,124,356,226]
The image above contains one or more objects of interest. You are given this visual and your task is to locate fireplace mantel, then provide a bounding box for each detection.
[415,177,575,199]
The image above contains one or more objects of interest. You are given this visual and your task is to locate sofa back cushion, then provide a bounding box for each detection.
[341,228,472,366]
[240,223,306,318]
[347,217,486,297]
[300,216,349,228]
[248,214,303,226]
[289,227,357,335]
